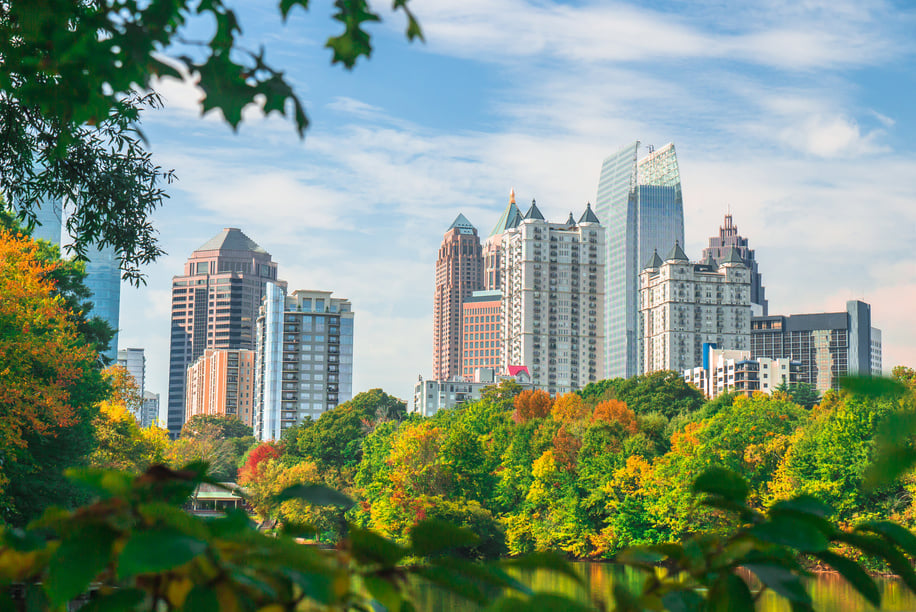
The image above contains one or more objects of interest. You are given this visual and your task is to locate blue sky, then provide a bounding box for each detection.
[116,0,916,411]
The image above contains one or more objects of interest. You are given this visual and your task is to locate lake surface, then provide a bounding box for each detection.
[412,562,916,611]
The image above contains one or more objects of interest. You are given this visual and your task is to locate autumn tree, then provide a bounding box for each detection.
[593,399,638,434]
[551,392,589,424]
[0,230,108,524]
[512,389,553,423]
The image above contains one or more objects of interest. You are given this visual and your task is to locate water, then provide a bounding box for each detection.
[411,562,916,611]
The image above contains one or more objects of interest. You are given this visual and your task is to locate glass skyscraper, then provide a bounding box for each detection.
[595,142,684,379]
[84,245,122,363]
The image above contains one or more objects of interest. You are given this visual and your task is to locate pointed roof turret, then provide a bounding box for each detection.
[449,213,476,235]
[665,241,689,262]
[719,246,746,266]
[644,249,663,269]
[525,198,545,220]
[578,202,600,224]
[196,228,267,254]
[701,251,718,269]
[489,196,522,238]
[565,212,576,227]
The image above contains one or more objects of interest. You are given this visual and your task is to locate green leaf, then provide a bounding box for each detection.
[749,515,829,552]
[280,0,309,19]
[814,550,880,608]
[856,521,916,560]
[364,575,402,612]
[707,573,754,612]
[414,564,487,604]
[275,483,354,508]
[661,589,704,612]
[117,528,207,579]
[182,585,220,612]
[693,467,748,503]
[835,531,916,594]
[840,375,907,398]
[45,525,117,605]
[500,551,583,584]
[79,588,145,612]
[409,519,479,557]
[616,546,665,566]
[744,563,810,604]
[349,526,408,566]
[769,495,832,519]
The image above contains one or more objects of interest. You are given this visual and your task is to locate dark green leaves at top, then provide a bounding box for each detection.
[275,483,355,508]
[117,528,207,579]
[840,376,908,398]
[693,467,749,504]
[280,0,310,19]
[326,0,381,68]
[706,573,755,612]
[749,514,829,552]
[409,519,479,557]
[349,526,408,566]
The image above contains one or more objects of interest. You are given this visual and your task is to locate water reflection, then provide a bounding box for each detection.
[411,562,916,611]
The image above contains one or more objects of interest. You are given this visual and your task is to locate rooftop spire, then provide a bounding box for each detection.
[525,198,545,220]
[644,249,663,269]
[578,202,600,224]
[449,213,476,234]
[510,188,516,204]
[664,240,689,262]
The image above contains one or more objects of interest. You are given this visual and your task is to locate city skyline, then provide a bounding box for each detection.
[111,1,915,408]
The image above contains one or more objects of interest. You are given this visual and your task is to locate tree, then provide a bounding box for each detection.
[1,1,421,275]
[181,414,253,440]
[593,399,638,434]
[0,229,109,524]
[773,380,821,409]
[512,389,552,423]
[551,392,589,424]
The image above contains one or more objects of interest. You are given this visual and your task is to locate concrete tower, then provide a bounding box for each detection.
[702,213,768,315]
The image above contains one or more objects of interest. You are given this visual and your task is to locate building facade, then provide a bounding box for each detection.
[141,391,160,429]
[683,345,800,398]
[255,287,354,441]
[751,300,881,392]
[461,290,502,379]
[117,347,145,420]
[432,214,484,380]
[84,245,122,363]
[702,213,768,315]
[165,228,285,436]
[640,244,751,374]
[413,368,532,417]
[483,190,524,292]
[500,202,605,394]
[186,349,256,427]
[596,142,685,379]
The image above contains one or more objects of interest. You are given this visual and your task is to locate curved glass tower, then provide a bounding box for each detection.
[596,142,684,379]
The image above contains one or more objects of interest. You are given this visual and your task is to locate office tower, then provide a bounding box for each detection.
[596,141,685,379]
[702,213,768,315]
[84,245,122,363]
[483,189,523,291]
[186,349,257,428]
[28,196,63,244]
[141,391,160,428]
[166,228,285,437]
[500,201,605,394]
[255,286,354,441]
[461,290,502,379]
[640,244,751,374]
[117,347,145,420]
[751,300,881,392]
[683,346,800,398]
[432,214,483,380]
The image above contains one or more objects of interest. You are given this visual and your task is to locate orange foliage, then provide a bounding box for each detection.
[0,231,95,465]
[552,424,582,471]
[512,389,553,423]
[551,392,589,423]
[238,442,283,484]
[593,399,638,433]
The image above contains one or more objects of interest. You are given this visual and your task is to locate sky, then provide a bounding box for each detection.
[112,0,916,414]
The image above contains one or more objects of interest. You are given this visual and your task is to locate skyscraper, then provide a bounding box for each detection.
[500,201,605,393]
[117,348,146,419]
[84,245,122,363]
[702,213,768,315]
[186,349,257,427]
[483,190,523,291]
[432,214,483,380]
[596,142,684,379]
[166,228,285,437]
[255,287,354,441]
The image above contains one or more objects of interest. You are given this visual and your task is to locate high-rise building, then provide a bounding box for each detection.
[751,300,881,392]
[166,228,285,437]
[141,391,160,429]
[186,349,257,427]
[432,214,483,380]
[117,348,145,419]
[27,196,63,244]
[255,286,354,441]
[500,201,605,394]
[639,244,751,374]
[702,213,767,315]
[461,290,502,379]
[596,142,685,379]
[84,245,121,363]
[483,190,524,292]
